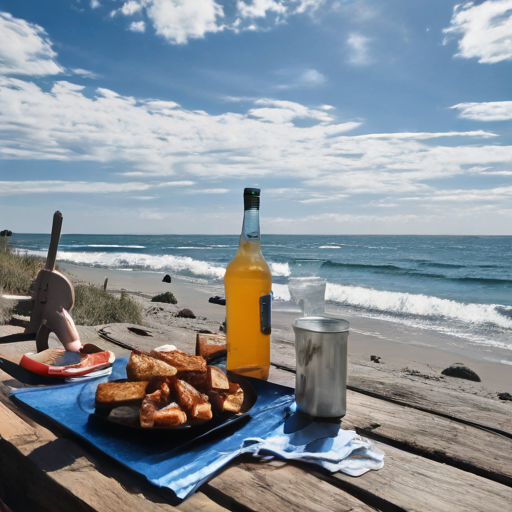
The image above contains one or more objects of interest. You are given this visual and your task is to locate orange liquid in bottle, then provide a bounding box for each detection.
[224,189,272,380]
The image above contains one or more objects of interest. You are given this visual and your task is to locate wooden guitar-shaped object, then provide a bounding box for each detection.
[27,212,81,353]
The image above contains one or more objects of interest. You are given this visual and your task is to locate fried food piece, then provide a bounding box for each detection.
[153,403,187,427]
[95,381,149,409]
[208,382,244,414]
[126,350,177,381]
[207,366,229,390]
[150,349,206,375]
[179,366,229,392]
[173,379,212,424]
[195,334,227,362]
[140,388,168,428]
[140,377,188,428]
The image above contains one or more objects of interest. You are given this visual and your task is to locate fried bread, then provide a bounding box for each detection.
[153,403,187,427]
[173,379,212,423]
[150,349,206,375]
[95,381,149,409]
[208,382,244,414]
[126,350,177,381]
[195,334,227,362]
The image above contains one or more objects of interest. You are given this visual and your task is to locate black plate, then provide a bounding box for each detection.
[93,371,257,431]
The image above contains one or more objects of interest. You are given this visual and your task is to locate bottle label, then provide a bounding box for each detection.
[260,292,272,335]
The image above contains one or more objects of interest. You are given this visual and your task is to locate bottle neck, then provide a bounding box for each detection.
[240,208,260,248]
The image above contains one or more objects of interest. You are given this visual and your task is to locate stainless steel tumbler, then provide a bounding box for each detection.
[293,317,349,418]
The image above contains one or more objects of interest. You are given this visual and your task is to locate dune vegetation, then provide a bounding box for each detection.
[0,239,142,326]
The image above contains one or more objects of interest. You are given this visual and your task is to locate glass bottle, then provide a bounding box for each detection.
[224,188,272,380]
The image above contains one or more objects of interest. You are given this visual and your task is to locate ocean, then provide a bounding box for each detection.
[11,234,512,360]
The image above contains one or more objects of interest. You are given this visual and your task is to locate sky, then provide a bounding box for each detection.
[0,0,512,235]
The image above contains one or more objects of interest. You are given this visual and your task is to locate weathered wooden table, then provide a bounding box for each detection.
[1,323,511,512]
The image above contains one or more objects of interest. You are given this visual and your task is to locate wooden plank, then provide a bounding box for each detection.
[263,367,512,512]
[330,443,512,512]
[98,323,195,354]
[206,461,375,512]
[271,338,512,437]
[268,361,512,487]
[348,371,512,437]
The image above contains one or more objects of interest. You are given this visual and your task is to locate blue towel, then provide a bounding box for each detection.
[10,358,384,500]
[10,358,295,500]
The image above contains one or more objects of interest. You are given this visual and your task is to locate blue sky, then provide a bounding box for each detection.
[0,0,512,234]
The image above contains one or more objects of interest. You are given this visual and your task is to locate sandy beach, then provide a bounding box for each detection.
[60,262,512,399]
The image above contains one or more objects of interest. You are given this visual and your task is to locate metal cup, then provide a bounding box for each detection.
[293,316,349,418]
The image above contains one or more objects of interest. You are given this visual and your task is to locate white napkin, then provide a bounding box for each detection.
[241,409,384,476]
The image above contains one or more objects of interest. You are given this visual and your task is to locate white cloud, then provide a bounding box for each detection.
[122,1,142,15]
[0,12,63,76]
[347,33,371,65]
[129,21,146,32]
[142,0,225,44]
[298,69,326,86]
[140,210,165,219]
[236,0,286,19]
[443,0,512,64]
[451,101,512,121]
[274,68,327,90]
[71,68,101,79]
[0,75,510,199]
[248,98,339,123]
[0,180,193,196]
[235,0,324,22]
[90,0,101,9]
[103,0,326,43]
[185,188,229,194]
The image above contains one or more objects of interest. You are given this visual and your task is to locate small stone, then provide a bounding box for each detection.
[162,274,171,283]
[441,363,481,382]
[177,308,195,319]
[498,392,512,401]
[209,296,226,306]
[370,355,381,363]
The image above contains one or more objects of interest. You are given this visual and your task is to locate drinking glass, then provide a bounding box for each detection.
[288,277,326,317]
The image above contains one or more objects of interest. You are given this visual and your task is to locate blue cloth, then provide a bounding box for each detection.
[240,402,385,475]
[10,357,295,500]
[10,358,384,500]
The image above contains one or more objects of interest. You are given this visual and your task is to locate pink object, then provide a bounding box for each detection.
[27,211,82,353]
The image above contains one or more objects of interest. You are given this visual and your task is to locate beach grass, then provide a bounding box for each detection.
[0,297,12,325]
[72,285,143,326]
[151,291,177,304]
[0,238,44,294]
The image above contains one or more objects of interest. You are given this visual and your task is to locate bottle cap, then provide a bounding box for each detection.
[244,188,260,210]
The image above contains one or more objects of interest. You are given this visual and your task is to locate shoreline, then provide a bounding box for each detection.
[60,261,512,396]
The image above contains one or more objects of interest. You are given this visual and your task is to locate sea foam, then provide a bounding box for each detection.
[326,283,512,330]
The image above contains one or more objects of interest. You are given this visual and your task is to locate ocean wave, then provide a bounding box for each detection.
[326,283,512,330]
[272,283,291,301]
[322,261,402,271]
[270,262,291,277]
[418,261,466,269]
[30,250,227,279]
[33,249,291,281]
[319,246,342,249]
[61,244,146,249]
[321,260,512,285]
